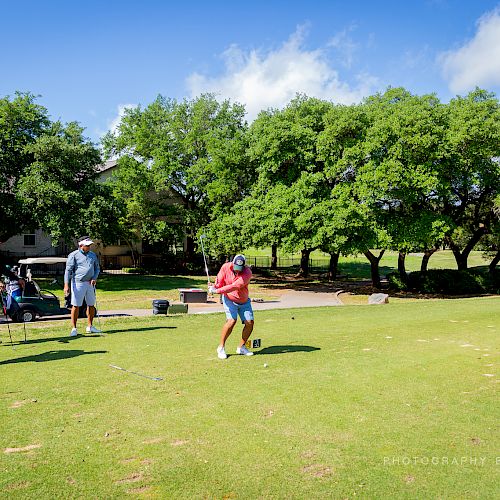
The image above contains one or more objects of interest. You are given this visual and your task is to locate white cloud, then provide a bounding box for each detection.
[440,8,500,94]
[107,103,136,135]
[186,27,378,120]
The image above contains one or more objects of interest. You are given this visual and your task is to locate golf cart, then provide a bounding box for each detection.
[10,257,70,322]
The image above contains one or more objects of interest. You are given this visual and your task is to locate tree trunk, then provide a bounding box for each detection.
[297,248,312,277]
[125,239,138,268]
[447,227,487,271]
[421,247,438,272]
[327,251,340,281]
[398,252,407,282]
[184,235,195,265]
[271,244,278,270]
[489,249,500,273]
[363,249,385,288]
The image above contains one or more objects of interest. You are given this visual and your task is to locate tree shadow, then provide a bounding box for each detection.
[0,349,107,365]
[94,275,207,292]
[256,345,320,355]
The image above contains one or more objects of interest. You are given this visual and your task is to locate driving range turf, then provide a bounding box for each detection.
[1,298,498,498]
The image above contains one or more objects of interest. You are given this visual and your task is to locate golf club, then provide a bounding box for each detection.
[109,364,163,381]
[93,285,103,334]
[1,293,15,349]
[200,234,214,299]
[199,234,211,283]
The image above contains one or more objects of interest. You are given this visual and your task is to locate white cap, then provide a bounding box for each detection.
[78,237,94,246]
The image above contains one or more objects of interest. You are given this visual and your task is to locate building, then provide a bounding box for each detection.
[0,159,183,269]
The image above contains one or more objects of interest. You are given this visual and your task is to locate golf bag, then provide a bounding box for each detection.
[1,290,20,320]
[64,292,89,318]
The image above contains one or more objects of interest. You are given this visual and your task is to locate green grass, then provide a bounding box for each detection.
[1,298,498,498]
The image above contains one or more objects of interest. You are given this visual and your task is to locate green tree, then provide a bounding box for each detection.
[17,121,121,244]
[239,95,333,276]
[318,100,391,287]
[0,92,50,241]
[358,89,452,279]
[103,94,252,263]
[437,89,500,270]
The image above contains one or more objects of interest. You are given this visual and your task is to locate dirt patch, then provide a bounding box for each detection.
[301,464,333,478]
[127,486,152,495]
[4,444,41,454]
[171,439,188,446]
[142,437,164,444]
[5,481,30,490]
[115,473,143,484]
[471,437,482,445]
[9,400,28,409]
[404,475,415,484]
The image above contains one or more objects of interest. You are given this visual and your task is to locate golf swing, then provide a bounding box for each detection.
[209,254,255,359]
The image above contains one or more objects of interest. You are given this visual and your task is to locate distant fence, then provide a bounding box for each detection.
[244,256,330,270]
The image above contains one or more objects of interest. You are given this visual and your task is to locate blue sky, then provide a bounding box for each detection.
[2,0,500,143]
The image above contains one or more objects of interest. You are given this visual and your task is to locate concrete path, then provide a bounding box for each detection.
[0,290,342,324]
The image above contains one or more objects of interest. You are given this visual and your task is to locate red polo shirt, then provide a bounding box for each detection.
[215,262,252,304]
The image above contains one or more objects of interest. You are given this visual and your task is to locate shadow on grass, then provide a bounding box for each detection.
[104,326,177,334]
[2,334,103,346]
[256,345,320,355]
[0,349,107,365]
[96,275,207,292]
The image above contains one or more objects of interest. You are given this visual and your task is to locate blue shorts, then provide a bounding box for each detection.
[71,281,96,307]
[222,296,254,323]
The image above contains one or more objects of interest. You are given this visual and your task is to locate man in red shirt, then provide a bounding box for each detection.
[209,254,254,359]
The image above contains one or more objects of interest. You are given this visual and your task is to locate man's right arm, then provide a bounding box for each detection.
[64,253,75,294]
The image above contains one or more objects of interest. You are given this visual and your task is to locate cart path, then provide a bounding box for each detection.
[0,290,342,324]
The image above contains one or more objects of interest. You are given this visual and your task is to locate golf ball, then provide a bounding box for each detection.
[264,363,268,368]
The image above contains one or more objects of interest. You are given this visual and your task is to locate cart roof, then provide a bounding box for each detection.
[18,257,67,265]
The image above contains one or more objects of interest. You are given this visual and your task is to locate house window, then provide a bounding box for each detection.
[23,233,36,246]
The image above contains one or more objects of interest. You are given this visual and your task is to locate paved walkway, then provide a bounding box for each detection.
[0,290,342,324]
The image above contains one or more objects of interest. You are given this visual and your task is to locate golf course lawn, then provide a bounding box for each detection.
[1,298,498,498]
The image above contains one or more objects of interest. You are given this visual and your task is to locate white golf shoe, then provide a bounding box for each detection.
[69,328,78,337]
[217,345,227,359]
[86,325,102,334]
[236,345,254,356]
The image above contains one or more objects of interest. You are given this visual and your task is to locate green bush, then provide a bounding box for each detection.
[387,272,408,291]
[122,267,145,274]
[469,268,500,294]
[407,269,485,295]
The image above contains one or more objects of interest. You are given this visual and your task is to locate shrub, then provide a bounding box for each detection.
[407,269,484,295]
[122,267,145,274]
[469,268,500,294]
[387,272,408,291]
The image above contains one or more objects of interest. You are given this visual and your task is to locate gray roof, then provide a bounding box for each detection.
[96,159,117,172]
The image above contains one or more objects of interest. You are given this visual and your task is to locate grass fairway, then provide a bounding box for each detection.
[1,298,498,498]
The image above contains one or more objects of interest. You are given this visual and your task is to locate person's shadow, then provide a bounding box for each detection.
[5,334,102,346]
[103,326,177,334]
[0,349,107,365]
[256,345,320,355]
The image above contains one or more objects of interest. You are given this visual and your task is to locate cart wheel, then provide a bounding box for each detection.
[17,307,37,323]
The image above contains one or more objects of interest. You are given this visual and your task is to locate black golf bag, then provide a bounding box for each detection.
[64,293,89,318]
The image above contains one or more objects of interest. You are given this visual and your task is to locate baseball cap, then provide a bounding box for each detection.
[232,254,246,271]
[78,236,94,246]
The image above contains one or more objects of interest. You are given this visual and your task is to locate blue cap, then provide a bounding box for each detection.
[232,254,246,271]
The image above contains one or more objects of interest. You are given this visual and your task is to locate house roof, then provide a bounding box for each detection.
[96,159,117,172]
